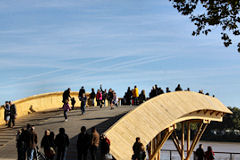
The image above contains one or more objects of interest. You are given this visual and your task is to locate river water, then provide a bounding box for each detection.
[159,140,240,160]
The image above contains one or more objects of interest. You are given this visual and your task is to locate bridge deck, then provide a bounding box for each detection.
[0,106,135,160]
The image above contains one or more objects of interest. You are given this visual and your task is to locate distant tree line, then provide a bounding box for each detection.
[202,106,240,142]
[174,107,240,142]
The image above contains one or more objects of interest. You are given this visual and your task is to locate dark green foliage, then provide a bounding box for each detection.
[174,107,240,141]
[202,106,240,141]
[169,0,240,53]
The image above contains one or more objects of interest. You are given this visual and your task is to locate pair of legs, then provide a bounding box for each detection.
[56,148,67,160]
[26,148,35,160]
[91,98,95,106]
[97,100,102,108]
[90,145,97,160]
[81,105,85,114]
[64,110,68,120]
[8,116,15,127]
[77,149,88,160]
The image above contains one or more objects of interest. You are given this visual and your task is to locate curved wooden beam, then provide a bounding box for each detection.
[104,91,232,160]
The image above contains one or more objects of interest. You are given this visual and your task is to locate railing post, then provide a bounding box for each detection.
[170,150,172,160]
[230,153,232,160]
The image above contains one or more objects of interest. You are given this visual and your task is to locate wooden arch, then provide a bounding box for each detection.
[104,91,232,160]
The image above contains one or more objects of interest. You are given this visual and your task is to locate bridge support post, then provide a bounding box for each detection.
[171,120,209,160]
[150,125,175,160]
[181,122,185,160]
[185,120,209,160]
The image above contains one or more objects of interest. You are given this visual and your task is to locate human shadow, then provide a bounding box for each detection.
[66,112,127,160]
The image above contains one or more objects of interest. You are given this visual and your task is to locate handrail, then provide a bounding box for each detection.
[161,149,240,154]
[161,149,240,160]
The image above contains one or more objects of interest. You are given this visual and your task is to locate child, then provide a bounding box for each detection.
[80,93,87,114]
[63,100,71,121]
[71,97,76,110]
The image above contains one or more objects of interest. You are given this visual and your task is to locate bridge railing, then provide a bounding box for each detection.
[161,149,240,160]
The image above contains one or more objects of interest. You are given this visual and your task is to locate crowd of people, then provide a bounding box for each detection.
[16,124,112,160]
[61,86,119,121]
[122,84,214,106]
[0,84,218,160]
[122,86,146,106]
[195,144,215,160]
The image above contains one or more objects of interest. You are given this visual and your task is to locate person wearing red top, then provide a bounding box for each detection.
[96,89,103,108]
[205,146,215,160]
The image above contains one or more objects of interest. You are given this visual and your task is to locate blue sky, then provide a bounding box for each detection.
[0,0,240,107]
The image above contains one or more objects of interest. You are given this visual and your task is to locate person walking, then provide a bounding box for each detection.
[90,127,99,160]
[80,93,87,114]
[107,89,114,109]
[112,91,118,107]
[90,88,96,106]
[62,88,71,104]
[77,126,90,160]
[96,89,103,108]
[195,144,205,160]
[78,86,85,100]
[102,89,107,107]
[55,128,69,160]
[4,101,10,125]
[8,101,16,128]
[63,100,71,122]
[133,86,139,105]
[26,126,38,160]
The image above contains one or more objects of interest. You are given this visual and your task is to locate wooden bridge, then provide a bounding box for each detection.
[104,91,232,160]
[0,91,231,160]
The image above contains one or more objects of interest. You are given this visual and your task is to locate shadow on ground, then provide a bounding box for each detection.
[66,112,127,160]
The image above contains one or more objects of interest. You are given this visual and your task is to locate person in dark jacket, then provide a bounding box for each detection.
[126,87,132,105]
[26,126,38,160]
[196,144,205,160]
[166,87,171,93]
[139,90,146,104]
[79,86,85,100]
[100,134,110,160]
[8,101,16,128]
[62,88,71,104]
[159,87,164,95]
[175,84,183,91]
[77,126,90,160]
[132,137,143,160]
[90,88,96,106]
[107,89,114,109]
[138,143,146,160]
[81,93,87,114]
[16,128,26,160]
[55,128,69,160]
[41,129,55,160]
[4,101,10,125]
[102,89,107,107]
